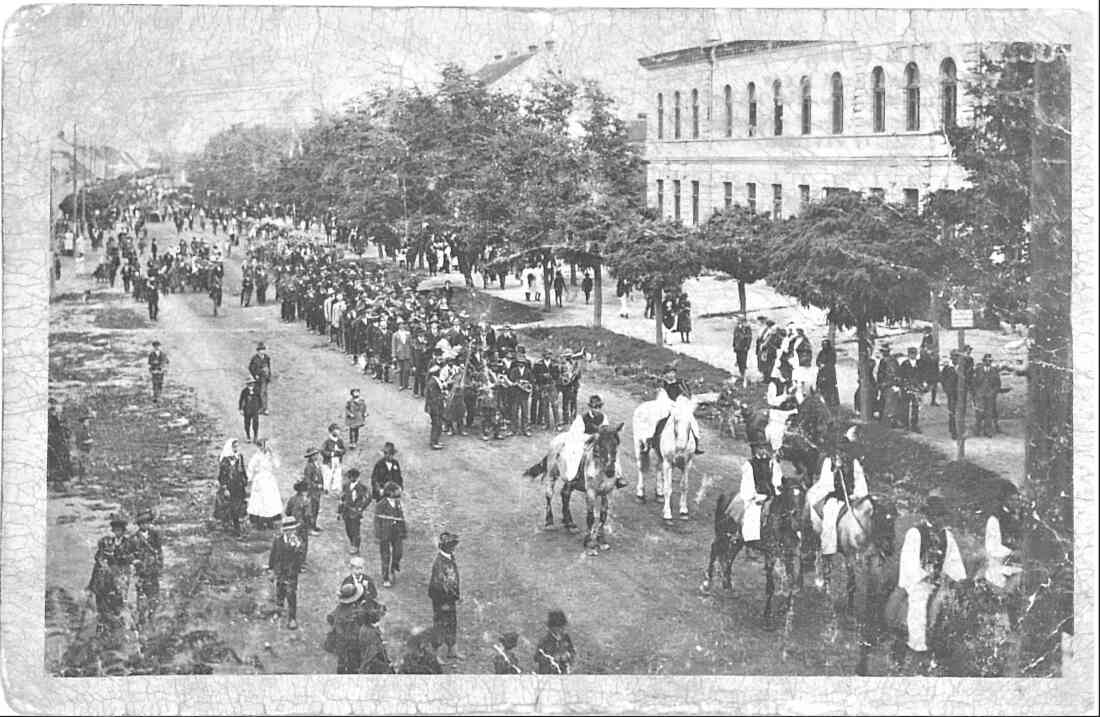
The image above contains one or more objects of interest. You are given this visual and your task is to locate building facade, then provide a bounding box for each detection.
[639,40,978,224]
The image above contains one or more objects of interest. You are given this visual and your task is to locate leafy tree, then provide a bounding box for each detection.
[700,204,774,317]
[604,217,705,346]
[186,123,293,205]
[766,194,945,419]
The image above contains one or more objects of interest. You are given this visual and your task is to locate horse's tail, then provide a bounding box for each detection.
[715,493,732,532]
[523,456,548,480]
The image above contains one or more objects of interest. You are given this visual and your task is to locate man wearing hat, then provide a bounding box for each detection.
[374,481,407,588]
[341,555,380,608]
[285,476,313,561]
[654,365,705,454]
[238,378,263,443]
[369,442,403,501]
[345,389,367,449]
[86,513,135,635]
[806,426,869,561]
[268,516,306,630]
[392,319,414,390]
[493,631,524,674]
[425,365,446,450]
[972,353,1002,438]
[897,347,922,432]
[940,352,961,439]
[73,414,94,479]
[248,342,272,415]
[130,509,164,630]
[732,442,784,543]
[428,532,462,660]
[338,469,371,555]
[507,347,534,437]
[535,610,576,674]
[147,339,169,403]
[327,582,368,673]
[918,327,940,406]
[732,317,754,386]
[358,602,393,673]
[893,489,966,671]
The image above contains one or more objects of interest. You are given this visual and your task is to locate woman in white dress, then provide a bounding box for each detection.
[247,438,284,530]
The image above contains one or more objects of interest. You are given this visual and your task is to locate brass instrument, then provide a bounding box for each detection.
[517,379,534,394]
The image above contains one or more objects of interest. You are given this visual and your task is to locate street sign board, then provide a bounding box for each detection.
[951,309,975,329]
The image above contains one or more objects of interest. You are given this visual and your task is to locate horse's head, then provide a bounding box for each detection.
[776,475,806,540]
[868,496,899,555]
[592,423,627,489]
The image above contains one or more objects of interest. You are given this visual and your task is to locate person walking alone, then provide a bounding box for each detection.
[428,532,463,661]
[249,342,273,415]
[238,379,263,443]
[345,389,367,449]
[147,340,169,403]
[375,481,406,588]
[338,468,371,555]
[321,423,346,495]
[267,516,305,630]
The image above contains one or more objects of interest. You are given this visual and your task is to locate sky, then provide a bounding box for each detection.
[2,5,1085,161]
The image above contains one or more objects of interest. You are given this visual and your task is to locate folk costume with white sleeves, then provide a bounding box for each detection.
[897,492,967,653]
[560,395,608,483]
[806,429,869,556]
[735,448,784,543]
[765,377,801,453]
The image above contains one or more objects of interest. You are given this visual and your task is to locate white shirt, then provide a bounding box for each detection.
[739,458,784,504]
[898,524,967,593]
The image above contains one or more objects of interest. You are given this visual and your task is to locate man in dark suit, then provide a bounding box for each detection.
[392,320,413,390]
[370,442,403,500]
[249,342,272,414]
[147,340,169,403]
[425,365,446,450]
[238,379,263,442]
[941,353,960,439]
[508,347,534,437]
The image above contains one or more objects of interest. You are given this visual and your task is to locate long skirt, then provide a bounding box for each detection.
[247,468,284,519]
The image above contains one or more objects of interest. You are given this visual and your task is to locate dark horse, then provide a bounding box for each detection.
[782,390,835,481]
[523,424,628,556]
[702,476,806,631]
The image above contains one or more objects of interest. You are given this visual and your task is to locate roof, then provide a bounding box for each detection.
[474,51,537,86]
[638,40,821,71]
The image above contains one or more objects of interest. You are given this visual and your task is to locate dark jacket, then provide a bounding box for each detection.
[428,551,460,607]
[374,499,407,542]
[370,458,403,500]
[535,632,576,674]
[238,387,263,415]
[339,482,372,522]
[268,533,306,577]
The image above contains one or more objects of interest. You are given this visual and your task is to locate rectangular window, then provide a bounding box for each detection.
[691,181,700,225]
[870,187,885,200]
[673,180,681,221]
[904,188,919,208]
[772,184,783,218]
[825,187,849,199]
[656,179,664,216]
[798,184,810,208]
[746,183,757,213]
[723,182,733,208]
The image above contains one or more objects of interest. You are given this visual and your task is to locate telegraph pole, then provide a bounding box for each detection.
[70,122,78,236]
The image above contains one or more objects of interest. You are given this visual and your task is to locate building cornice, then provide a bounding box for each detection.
[638,40,830,71]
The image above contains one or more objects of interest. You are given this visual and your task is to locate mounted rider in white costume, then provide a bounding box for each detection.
[651,365,704,456]
[806,425,869,555]
[560,394,610,483]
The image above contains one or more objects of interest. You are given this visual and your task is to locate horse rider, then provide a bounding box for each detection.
[560,395,609,483]
[734,441,784,543]
[764,371,801,454]
[652,365,704,455]
[806,425,869,559]
[894,488,967,669]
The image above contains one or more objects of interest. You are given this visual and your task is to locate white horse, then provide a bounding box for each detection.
[633,395,698,520]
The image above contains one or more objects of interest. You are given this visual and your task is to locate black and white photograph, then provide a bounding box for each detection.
[1,4,1095,714]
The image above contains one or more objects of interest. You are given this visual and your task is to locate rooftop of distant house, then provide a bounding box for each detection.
[638,40,824,70]
[474,41,558,86]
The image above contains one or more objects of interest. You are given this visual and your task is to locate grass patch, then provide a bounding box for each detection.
[451,289,544,326]
[92,306,152,330]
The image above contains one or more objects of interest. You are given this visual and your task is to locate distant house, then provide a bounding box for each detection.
[474,41,563,97]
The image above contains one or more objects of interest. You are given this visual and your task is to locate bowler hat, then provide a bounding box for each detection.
[438,531,460,548]
[547,610,568,629]
[256,342,267,350]
[382,442,397,455]
[304,447,320,458]
[338,582,364,604]
[109,512,129,528]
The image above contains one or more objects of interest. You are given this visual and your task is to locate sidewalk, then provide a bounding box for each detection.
[478,267,1026,486]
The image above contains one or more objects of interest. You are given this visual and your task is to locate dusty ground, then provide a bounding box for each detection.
[45,223,1020,676]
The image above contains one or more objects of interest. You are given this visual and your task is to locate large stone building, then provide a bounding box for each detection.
[639,40,977,224]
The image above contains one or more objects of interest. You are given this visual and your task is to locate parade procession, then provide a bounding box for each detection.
[18,7,1083,702]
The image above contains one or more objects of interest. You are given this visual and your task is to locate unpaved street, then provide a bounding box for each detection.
[52,222,882,676]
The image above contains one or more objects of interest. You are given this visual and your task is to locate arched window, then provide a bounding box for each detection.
[940,58,957,129]
[905,62,920,131]
[673,91,682,139]
[872,66,886,133]
[830,72,844,134]
[800,76,812,135]
[723,84,733,137]
[747,82,758,136]
[691,88,700,139]
[773,80,783,136]
[656,93,664,140]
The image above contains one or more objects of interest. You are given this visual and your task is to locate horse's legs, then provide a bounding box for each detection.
[634,441,646,501]
[661,461,673,520]
[678,461,691,518]
[561,485,575,530]
[702,537,722,591]
[544,479,555,528]
[597,498,610,550]
[846,554,858,614]
[724,538,741,590]
[582,492,601,554]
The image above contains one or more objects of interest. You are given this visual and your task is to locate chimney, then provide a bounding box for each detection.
[544,40,556,52]
[528,44,539,53]
[493,54,503,61]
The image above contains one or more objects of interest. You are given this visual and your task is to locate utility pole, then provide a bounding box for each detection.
[70,122,78,236]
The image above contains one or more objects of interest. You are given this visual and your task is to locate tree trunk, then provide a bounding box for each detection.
[542,258,552,313]
[1023,50,1073,675]
[655,287,664,347]
[593,263,603,329]
[570,262,577,286]
[857,321,873,420]
[738,280,747,317]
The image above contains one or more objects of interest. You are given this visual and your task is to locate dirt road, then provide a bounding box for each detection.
[55,223,876,675]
